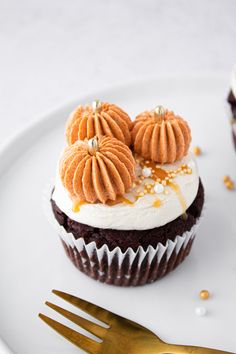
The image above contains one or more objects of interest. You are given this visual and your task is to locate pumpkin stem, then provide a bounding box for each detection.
[88,136,99,155]
[154,105,166,120]
[92,99,102,112]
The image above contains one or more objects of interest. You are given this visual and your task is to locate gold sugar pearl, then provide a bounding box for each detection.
[223,175,231,183]
[199,290,210,300]
[225,181,235,190]
[223,175,235,190]
[193,146,202,156]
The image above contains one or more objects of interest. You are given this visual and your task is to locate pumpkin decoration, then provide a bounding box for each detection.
[66,100,132,146]
[60,136,135,204]
[131,106,191,164]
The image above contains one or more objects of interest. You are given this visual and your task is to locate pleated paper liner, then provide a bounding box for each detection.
[43,184,200,286]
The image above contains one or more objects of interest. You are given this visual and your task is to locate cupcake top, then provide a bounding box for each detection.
[54,152,199,230]
[66,100,132,146]
[231,65,236,98]
[52,103,199,230]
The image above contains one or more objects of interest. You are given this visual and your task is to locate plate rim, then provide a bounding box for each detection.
[0,74,230,354]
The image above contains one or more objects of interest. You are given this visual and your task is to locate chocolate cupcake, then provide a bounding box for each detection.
[49,102,204,286]
[227,66,236,150]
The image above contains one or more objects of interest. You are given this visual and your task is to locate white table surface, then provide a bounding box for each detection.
[0,0,236,144]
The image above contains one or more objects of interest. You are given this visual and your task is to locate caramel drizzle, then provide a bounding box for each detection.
[153,199,161,208]
[139,159,168,180]
[106,196,134,206]
[168,182,187,212]
[72,201,87,212]
[72,157,187,213]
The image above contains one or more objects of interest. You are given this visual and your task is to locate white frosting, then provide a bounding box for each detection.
[52,153,200,230]
[231,65,236,98]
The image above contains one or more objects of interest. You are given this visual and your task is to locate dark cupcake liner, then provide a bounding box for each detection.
[227,90,236,150]
[232,124,236,150]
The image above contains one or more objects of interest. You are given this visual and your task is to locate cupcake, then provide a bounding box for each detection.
[227,66,236,150]
[49,102,204,286]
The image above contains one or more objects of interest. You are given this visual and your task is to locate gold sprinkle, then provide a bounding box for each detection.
[199,290,210,300]
[224,175,230,182]
[138,192,144,197]
[223,175,235,190]
[161,180,167,186]
[225,181,235,190]
[193,146,202,156]
[164,190,169,195]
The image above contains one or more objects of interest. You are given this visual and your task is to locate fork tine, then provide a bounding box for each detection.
[39,313,100,354]
[53,290,118,325]
[46,301,107,339]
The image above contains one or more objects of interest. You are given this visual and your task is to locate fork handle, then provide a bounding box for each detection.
[169,344,233,354]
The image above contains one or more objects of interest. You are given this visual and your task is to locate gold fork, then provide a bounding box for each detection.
[39,290,232,354]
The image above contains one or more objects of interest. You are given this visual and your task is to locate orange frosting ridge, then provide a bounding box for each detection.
[131,106,191,164]
[59,136,135,204]
[66,100,132,146]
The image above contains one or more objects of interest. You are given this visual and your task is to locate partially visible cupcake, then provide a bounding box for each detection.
[49,103,204,286]
[227,66,236,150]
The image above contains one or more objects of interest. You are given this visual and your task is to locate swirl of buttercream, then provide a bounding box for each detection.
[131,107,191,164]
[59,136,135,204]
[66,101,132,146]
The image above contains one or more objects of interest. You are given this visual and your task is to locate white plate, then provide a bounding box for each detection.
[0,76,235,354]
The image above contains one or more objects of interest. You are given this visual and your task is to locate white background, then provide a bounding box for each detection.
[0,0,236,144]
[1,2,236,353]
